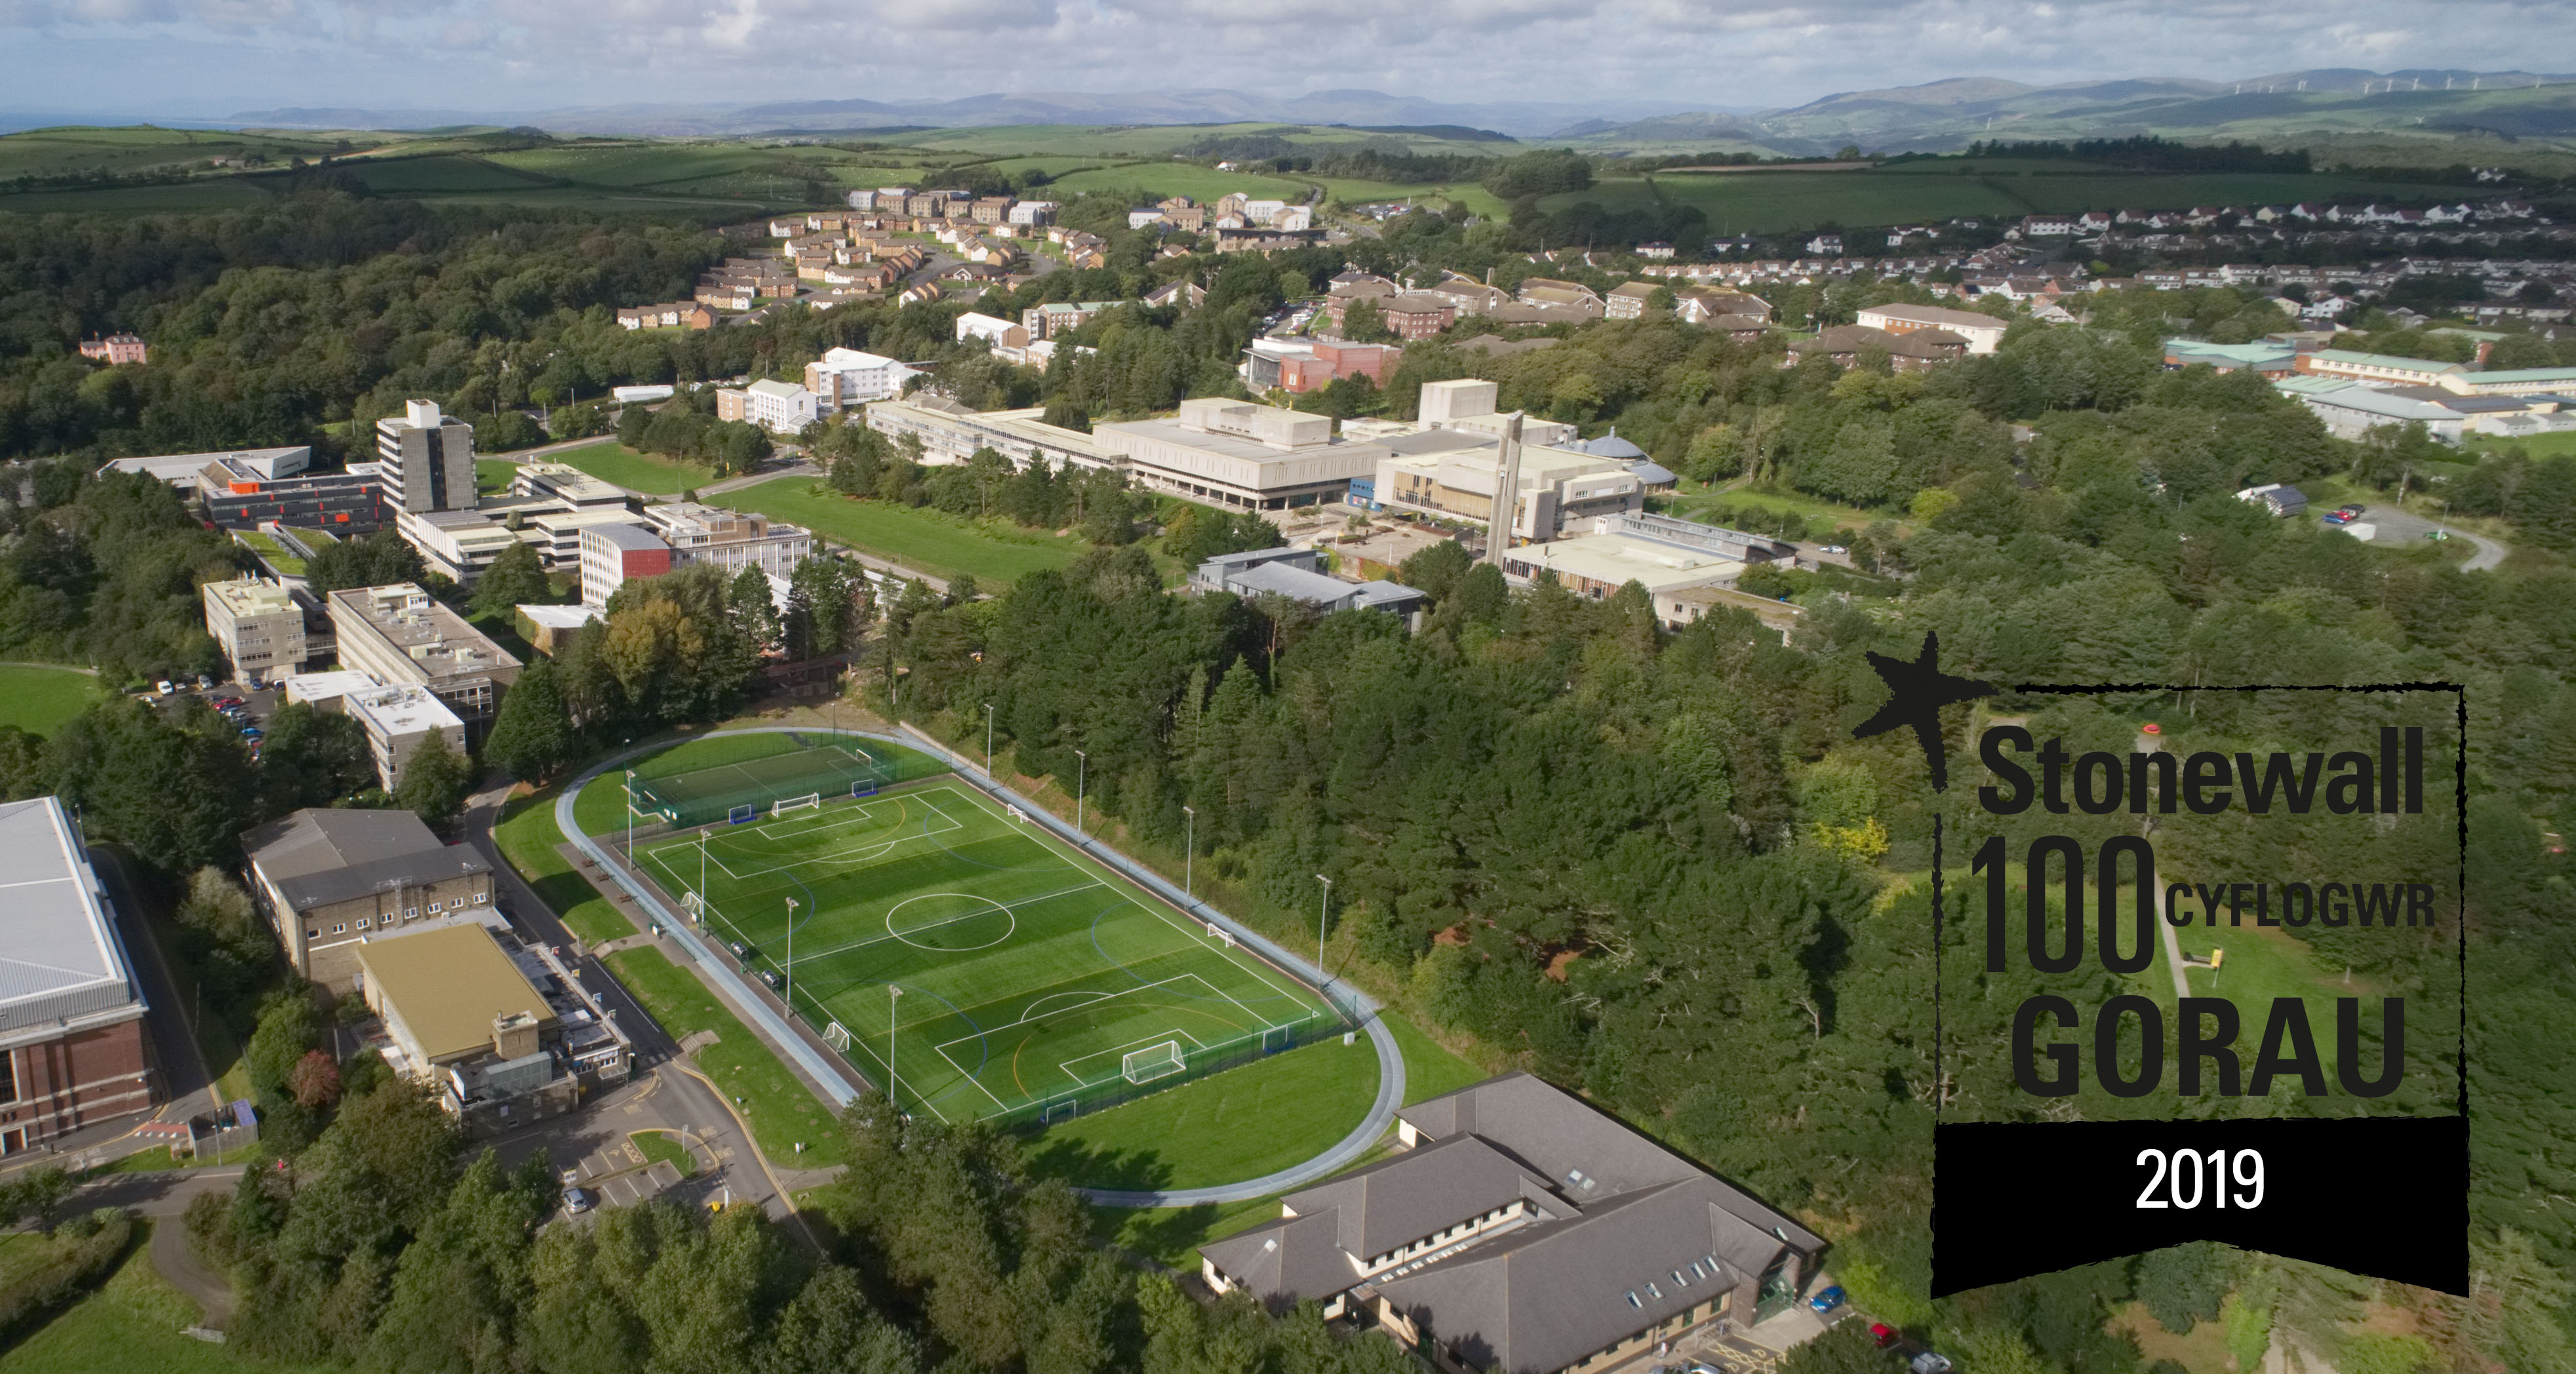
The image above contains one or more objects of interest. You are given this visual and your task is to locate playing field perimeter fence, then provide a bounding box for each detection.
[631,739,952,828]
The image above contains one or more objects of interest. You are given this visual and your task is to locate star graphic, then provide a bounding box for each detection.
[1852,632,1994,792]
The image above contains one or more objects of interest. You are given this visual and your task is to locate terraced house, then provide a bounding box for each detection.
[1201,1073,1823,1374]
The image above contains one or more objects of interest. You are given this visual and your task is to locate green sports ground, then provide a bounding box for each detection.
[622,756,1336,1126]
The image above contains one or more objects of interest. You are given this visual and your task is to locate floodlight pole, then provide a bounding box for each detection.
[1314,874,1333,985]
[1182,805,1196,901]
[625,770,637,861]
[984,703,995,775]
[1074,748,1088,836]
[888,984,904,1114]
[783,897,797,1002]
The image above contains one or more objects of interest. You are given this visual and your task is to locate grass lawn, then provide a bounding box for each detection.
[630,1129,699,1177]
[1023,1035,1379,1190]
[233,530,304,577]
[549,441,715,496]
[0,1222,341,1374]
[475,458,519,494]
[604,947,850,1167]
[721,480,1086,587]
[1387,1013,1488,1105]
[2467,429,2576,460]
[1094,1190,1287,1272]
[494,787,644,947]
[0,665,102,737]
[1671,479,1894,536]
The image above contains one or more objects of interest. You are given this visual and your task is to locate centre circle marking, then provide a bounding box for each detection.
[886,893,1015,951]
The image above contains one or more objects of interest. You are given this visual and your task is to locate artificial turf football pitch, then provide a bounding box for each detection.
[633,775,1334,1124]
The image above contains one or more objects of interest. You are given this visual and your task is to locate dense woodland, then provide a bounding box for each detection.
[1,197,2573,1371]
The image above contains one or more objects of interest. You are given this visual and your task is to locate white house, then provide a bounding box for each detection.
[742,378,818,435]
[1854,304,2009,355]
[802,348,919,410]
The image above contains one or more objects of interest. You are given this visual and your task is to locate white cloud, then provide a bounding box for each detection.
[0,0,2569,121]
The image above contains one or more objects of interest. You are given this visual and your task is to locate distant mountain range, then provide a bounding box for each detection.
[1547,70,2576,152]
[228,90,1720,140]
[223,69,2576,151]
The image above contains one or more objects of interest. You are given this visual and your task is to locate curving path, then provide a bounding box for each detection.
[557,726,1404,1207]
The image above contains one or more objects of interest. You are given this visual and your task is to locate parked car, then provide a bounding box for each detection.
[1872,1324,1898,1348]
[761,970,783,990]
[1810,1285,1847,1313]
[212,696,244,709]
[155,680,176,695]
[1819,543,1848,555]
[196,675,215,691]
[562,1186,595,1214]
[239,726,263,741]
[2322,510,2356,525]
[728,941,749,960]
[1909,1354,1953,1374]
[2338,504,2366,517]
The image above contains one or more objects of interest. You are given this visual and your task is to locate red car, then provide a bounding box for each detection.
[1872,1325,1898,1349]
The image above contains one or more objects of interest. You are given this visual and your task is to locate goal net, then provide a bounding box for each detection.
[728,803,758,825]
[850,778,878,799]
[772,793,822,818]
[823,1021,852,1052]
[1120,1040,1186,1085]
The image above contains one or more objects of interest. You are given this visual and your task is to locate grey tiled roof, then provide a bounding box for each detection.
[243,809,490,913]
[1372,1177,1785,1374]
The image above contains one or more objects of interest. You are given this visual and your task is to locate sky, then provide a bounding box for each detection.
[0,0,2571,122]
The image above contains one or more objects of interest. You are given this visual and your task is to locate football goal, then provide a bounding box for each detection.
[772,793,822,819]
[1120,1040,1186,1086]
[850,778,878,800]
[823,1021,852,1052]
[728,803,758,825]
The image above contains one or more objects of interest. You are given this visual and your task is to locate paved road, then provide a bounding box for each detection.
[2326,506,2509,571]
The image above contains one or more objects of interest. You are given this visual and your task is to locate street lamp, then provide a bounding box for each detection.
[1181,805,1196,901]
[984,703,995,775]
[625,770,637,861]
[783,897,798,1003]
[1074,748,1088,836]
[1314,874,1333,983]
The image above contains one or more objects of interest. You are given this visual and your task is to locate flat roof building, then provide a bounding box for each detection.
[327,583,521,729]
[1374,430,1643,542]
[1190,547,1425,618]
[1501,530,1747,600]
[514,604,604,656]
[1096,398,1393,511]
[204,577,315,684]
[376,401,476,513]
[864,395,1113,471]
[578,523,673,608]
[355,923,619,1137]
[0,797,156,1153]
[243,808,498,989]
[344,683,467,793]
[106,445,310,494]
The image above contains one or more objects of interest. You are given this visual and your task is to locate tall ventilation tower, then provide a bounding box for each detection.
[1484,411,1525,568]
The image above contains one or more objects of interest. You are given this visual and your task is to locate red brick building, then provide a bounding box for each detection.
[0,797,156,1153]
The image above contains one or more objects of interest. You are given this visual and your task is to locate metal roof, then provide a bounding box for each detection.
[0,797,144,1046]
